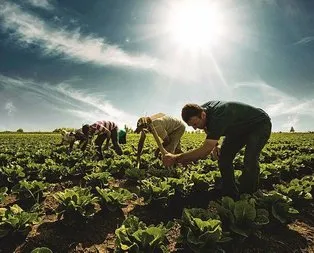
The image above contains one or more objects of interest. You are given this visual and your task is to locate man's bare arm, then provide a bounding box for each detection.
[176,139,218,164]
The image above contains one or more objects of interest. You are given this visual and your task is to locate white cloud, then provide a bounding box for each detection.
[294,36,314,46]
[0,2,213,83]
[0,74,138,128]
[5,101,16,116]
[282,115,299,130]
[233,80,314,131]
[0,2,159,70]
[27,0,54,10]
[54,83,138,127]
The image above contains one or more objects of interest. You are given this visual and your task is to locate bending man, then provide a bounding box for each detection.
[82,120,123,160]
[58,129,87,153]
[135,113,185,162]
[163,101,271,198]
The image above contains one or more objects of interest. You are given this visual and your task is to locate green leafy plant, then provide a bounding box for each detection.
[274,176,314,203]
[166,177,193,196]
[180,208,231,253]
[0,204,40,238]
[84,171,112,188]
[11,180,49,203]
[210,196,269,238]
[255,191,299,224]
[125,167,146,181]
[54,186,98,221]
[189,171,216,191]
[96,187,134,211]
[115,215,172,253]
[0,163,26,184]
[139,177,175,207]
[31,247,53,253]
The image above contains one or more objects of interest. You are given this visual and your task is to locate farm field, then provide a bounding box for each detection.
[0,132,313,253]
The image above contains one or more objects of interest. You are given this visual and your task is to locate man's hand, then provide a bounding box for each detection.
[210,145,221,161]
[162,153,177,167]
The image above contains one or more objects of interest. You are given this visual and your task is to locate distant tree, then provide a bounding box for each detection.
[290,126,295,133]
[17,128,24,133]
[52,127,75,133]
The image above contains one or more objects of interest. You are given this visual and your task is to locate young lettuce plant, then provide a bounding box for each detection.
[84,171,112,188]
[139,177,175,207]
[255,191,299,224]
[0,163,26,184]
[125,167,146,182]
[115,215,172,253]
[189,171,216,191]
[274,176,314,203]
[210,195,269,238]
[180,208,231,253]
[54,186,98,222]
[11,180,49,204]
[31,247,53,253]
[166,177,193,197]
[0,204,40,238]
[96,186,134,212]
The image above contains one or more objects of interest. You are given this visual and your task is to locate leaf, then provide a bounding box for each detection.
[234,200,256,222]
[10,204,23,215]
[221,196,235,211]
[254,215,269,225]
[230,225,249,237]
[31,247,53,253]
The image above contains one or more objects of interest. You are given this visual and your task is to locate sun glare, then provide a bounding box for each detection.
[167,1,225,50]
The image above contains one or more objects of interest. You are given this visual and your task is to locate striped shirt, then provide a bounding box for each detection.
[90,121,117,135]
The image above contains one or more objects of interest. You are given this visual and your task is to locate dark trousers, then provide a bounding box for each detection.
[94,128,123,159]
[218,119,272,198]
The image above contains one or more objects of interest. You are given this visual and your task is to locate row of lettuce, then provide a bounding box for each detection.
[0,133,313,252]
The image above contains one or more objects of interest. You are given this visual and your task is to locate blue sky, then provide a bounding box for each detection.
[0,0,313,132]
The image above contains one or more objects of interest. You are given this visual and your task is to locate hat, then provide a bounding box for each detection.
[134,117,150,133]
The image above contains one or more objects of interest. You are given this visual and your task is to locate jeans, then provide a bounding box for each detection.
[218,119,272,198]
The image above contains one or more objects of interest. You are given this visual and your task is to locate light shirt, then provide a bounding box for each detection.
[152,116,185,140]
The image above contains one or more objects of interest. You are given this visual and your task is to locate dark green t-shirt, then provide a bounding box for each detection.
[202,101,270,140]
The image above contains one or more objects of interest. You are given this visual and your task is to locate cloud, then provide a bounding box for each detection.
[233,81,314,131]
[0,2,215,83]
[0,74,138,128]
[54,83,138,126]
[282,115,299,130]
[0,2,159,70]
[294,36,314,45]
[5,101,16,116]
[27,0,54,10]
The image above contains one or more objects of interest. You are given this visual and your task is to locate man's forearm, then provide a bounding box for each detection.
[176,146,212,164]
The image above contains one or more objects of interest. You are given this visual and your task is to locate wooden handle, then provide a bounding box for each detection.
[149,123,167,155]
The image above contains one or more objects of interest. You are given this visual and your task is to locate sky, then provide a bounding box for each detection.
[0,0,313,132]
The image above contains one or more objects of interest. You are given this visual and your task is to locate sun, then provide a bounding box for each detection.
[166,1,225,50]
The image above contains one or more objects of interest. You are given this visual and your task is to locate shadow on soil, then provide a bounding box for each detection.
[16,210,124,253]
